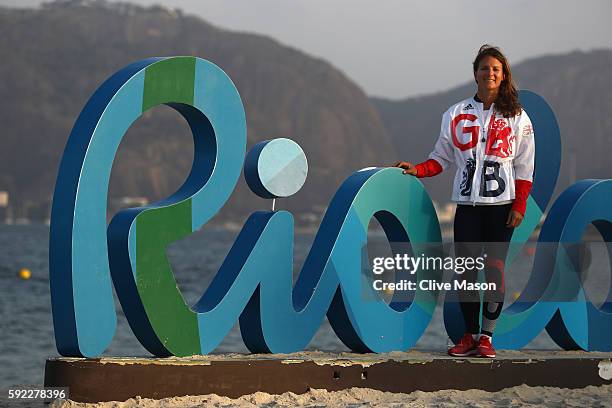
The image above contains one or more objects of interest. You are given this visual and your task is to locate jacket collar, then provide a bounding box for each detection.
[473,94,495,116]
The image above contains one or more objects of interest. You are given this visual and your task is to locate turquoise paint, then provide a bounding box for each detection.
[244,138,308,199]
[547,180,612,350]
[263,155,307,195]
[197,168,441,354]
[258,139,308,197]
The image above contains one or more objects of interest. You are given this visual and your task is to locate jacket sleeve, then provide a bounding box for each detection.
[513,110,535,182]
[426,111,454,171]
[511,110,536,215]
[415,159,443,178]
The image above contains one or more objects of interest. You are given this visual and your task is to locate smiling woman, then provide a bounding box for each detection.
[476,56,504,88]
[473,48,522,119]
[394,44,535,359]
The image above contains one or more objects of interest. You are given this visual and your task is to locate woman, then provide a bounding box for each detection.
[395,45,535,358]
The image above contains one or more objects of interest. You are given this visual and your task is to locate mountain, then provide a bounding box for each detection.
[0,0,394,224]
[2,1,611,226]
[371,49,612,205]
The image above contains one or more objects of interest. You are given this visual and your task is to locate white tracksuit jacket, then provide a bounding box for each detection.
[428,97,535,204]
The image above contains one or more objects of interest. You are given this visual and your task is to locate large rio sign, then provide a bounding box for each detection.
[50,57,612,358]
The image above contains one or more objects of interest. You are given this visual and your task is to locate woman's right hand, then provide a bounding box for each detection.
[393,161,418,176]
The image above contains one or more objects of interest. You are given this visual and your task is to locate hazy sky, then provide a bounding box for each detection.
[3,0,611,98]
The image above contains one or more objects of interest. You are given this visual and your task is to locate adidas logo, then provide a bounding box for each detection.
[463,104,474,111]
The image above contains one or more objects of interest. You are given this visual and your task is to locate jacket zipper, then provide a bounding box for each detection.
[472,105,494,206]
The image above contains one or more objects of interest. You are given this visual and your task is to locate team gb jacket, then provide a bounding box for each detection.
[420,96,535,208]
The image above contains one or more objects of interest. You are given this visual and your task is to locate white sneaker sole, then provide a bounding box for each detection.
[448,349,478,357]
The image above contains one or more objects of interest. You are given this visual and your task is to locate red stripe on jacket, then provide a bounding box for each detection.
[512,179,532,216]
[414,159,443,178]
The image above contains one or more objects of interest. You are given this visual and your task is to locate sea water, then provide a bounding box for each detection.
[5,223,607,388]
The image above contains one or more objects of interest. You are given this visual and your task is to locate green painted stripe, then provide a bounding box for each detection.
[142,57,196,111]
[136,199,200,355]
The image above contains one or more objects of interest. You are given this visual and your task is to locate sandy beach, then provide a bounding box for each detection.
[44,351,612,407]
[50,384,612,407]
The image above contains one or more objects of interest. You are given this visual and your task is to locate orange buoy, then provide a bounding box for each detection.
[19,268,32,280]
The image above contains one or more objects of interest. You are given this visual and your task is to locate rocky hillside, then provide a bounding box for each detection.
[0,0,394,223]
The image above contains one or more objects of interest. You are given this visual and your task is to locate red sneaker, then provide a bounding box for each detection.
[448,333,477,357]
[477,335,496,358]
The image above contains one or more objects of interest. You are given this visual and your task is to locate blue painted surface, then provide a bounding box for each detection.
[258,139,307,197]
[50,54,611,358]
[49,58,161,357]
[518,90,561,210]
[50,57,246,357]
[543,180,612,351]
[237,169,442,353]
[108,59,247,357]
[493,91,565,348]
[194,168,442,354]
[191,59,246,230]
[245,138,308,199]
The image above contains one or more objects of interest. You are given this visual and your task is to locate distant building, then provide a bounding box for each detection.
[0,191,7,207]
[0,191,8,223]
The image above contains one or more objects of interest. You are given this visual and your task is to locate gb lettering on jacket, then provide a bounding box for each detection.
[430,97,535,203]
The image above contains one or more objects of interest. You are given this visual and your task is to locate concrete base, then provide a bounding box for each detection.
[44,350,612,403]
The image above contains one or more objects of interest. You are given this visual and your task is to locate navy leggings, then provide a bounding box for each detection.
[453,203,514,336]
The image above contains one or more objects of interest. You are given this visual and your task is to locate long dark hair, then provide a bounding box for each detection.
[472,45,521,118]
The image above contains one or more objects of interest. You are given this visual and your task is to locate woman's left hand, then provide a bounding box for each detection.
[506,210,523,228]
